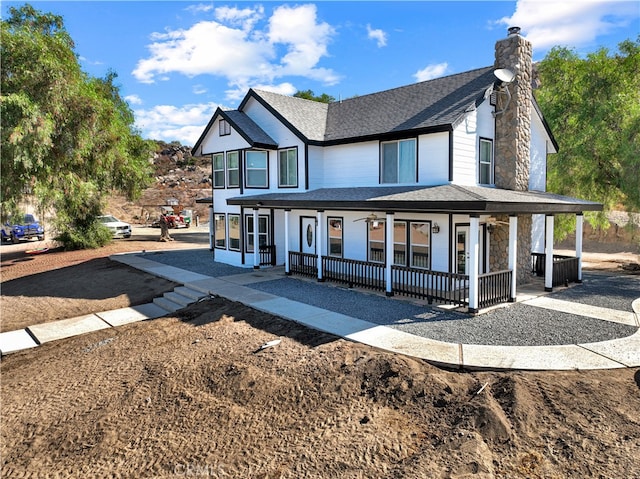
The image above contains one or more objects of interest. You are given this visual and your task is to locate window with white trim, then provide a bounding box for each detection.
[479,138,493,185]
[393,221,406,265]
[219,119,230,136]
[245,215,269,252]
[328,217,343,257]
[227,151,239,188]
[214,214,226,249]
[228,214,240,250]
[381,138,417,184]
[409,222,431,269]
[213,153,225,188]
[278,148,298,187]
[368,219,385,263]
[245,151,268,188]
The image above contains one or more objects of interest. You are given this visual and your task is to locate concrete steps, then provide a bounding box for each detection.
[153,285,209,313]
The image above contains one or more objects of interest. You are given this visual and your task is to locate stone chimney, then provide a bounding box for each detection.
[491,27,534,285]
[493,26,533,191]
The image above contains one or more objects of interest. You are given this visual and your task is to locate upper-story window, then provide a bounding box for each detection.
[219,119,231,136]
[245,150,268,188]
[479,138,494,185]
[227,151,240,188]
[278,148,298,188]
[213,153,225,188]
[381,138,417,184]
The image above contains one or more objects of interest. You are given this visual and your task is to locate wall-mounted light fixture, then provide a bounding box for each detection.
[432,223,440,234]
[487,224,495,234]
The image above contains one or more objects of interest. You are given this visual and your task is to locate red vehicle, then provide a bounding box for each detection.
[152,207,189,229]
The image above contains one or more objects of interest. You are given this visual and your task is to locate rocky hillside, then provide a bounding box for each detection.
[107,143,212,225]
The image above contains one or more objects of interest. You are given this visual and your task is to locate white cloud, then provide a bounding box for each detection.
[133,4,339,99]
[367,24,387,47]
[192,84,207,95]
[496,0,638,51]
[185,4,213,14]
[414,62,449,82]
[125,94,143,105]
[134,102,218,144]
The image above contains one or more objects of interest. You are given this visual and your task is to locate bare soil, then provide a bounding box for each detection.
[1,232,639,478]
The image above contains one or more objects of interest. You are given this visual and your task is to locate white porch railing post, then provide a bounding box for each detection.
[508,214,518,301]
[208,205,214,251]
[385,212,394,296]
[253,208,260,270]
[545,214,554,291]
[576,213,584,282]
[284,209,290,275]
[468,215,480,313]
[317,210,324,281]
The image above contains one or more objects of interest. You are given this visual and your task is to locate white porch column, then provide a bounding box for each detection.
[253,208,260,269]
[385,212,394,296]
[508,214,518,301]
[208,205,214,251]
[284,209,291,275]
[544,214,554,291]
[468,215,480,313]
[317,210,324,282]
[576,213,584,282]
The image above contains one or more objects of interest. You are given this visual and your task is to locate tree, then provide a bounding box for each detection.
[1,4,153,249]
[293,89,335,103]
[535,37,640,238]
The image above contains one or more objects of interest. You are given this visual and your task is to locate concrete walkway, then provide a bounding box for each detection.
[2,252,639,371]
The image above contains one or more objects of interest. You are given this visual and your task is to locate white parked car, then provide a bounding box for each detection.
[98,215,131,239]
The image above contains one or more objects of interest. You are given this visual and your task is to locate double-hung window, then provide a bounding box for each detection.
[381,138,417,184]
[245,215,269,252]
[219,119,230,136]
[227,151,239,188]
[479,138,494,185]
[328,218,343,257]
[245,151,268,188]
[228,214,240,250]
[393,222,407,265]
[368,220,385,263]
[409,222,431,269]
[213,153,225,188]
[214,214,226,248]
[278,148,298,187]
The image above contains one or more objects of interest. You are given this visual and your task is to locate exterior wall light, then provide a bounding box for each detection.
[432,223,440,234]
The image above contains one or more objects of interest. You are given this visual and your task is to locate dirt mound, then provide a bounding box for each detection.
[2,294,639,478]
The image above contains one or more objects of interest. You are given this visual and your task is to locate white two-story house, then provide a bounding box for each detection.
[193,27,601,313]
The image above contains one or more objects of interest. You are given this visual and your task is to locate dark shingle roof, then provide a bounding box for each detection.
[222,110,277,149]
[228,184,602,214]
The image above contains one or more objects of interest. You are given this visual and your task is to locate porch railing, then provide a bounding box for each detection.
[392,265,469,307]
[531,253,579,287]
[322,256,385,290]
[259,245,276,266]
[478,270,512,309]
[289,251,317,277]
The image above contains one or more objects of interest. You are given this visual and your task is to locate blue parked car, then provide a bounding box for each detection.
[1,214,45,243]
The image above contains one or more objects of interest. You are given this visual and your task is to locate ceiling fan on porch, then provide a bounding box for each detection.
[486,216,510,226]
[353,213,379,223]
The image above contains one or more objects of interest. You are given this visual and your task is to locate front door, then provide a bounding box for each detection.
[455,224,486,275]
[301,217,316,254]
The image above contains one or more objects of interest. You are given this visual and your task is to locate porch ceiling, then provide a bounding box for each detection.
[226,184,602,214]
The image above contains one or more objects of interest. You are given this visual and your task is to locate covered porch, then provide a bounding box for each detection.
[227,184,602,313]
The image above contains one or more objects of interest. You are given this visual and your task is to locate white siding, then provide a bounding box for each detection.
[451,110,477,185]
[200,118,250,154]
[418,132,449,185]
[529,112,548,192]
[320,142,380,187]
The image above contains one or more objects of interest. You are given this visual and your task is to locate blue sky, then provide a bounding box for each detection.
[4,1,639,145]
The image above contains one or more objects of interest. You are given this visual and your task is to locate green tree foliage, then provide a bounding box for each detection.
[293,89,335,103]
[535,37,640,238]
[1,4,153,249]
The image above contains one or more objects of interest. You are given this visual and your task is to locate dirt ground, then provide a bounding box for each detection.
[1,230,639,478]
